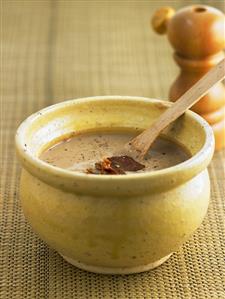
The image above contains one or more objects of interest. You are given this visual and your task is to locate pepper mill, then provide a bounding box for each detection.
[152,5,225,150]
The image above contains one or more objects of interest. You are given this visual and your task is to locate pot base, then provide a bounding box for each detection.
[60,253,172,274]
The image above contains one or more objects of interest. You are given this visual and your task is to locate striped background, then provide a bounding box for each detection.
[1,1,225,298]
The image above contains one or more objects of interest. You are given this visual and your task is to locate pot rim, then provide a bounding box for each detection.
[15,96,215,192]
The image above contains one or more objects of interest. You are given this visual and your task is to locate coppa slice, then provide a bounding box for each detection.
[87,156,145,175]
[39,129,190,174]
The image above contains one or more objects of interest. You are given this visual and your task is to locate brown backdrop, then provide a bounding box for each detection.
[1,1,225,298]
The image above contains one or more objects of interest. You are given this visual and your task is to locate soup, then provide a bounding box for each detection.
[40,129,190,174]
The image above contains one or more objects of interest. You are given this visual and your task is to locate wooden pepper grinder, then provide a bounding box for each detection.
[152,5,225,150]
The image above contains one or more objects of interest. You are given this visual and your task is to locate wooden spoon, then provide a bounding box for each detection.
[89,59,225,175]
[121,58,225,160]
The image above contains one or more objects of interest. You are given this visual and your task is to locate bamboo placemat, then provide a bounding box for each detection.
[1,1,225,298]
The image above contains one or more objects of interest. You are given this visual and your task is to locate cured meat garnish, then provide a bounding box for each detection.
[85,155,145,175]
[107,156,145,172]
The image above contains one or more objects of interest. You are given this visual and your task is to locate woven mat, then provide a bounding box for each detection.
[1,1,225,298]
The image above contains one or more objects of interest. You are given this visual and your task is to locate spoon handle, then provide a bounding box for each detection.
[128,58,225,158]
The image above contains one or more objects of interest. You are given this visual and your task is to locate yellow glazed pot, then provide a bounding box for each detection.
[15,96,215,274]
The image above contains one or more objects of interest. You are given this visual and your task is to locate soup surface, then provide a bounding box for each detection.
[40,129,190,174]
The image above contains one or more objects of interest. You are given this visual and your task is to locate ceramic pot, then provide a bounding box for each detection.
[15,96,215,274]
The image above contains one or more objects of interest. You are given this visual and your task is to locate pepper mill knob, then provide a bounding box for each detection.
[151,5,225,150]
[151,7,175,34]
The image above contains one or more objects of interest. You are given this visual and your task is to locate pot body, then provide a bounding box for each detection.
[20,168,210,274]
[16,96,214,274]
[20,170,210,273]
